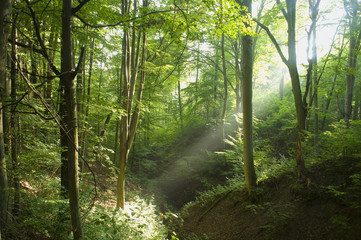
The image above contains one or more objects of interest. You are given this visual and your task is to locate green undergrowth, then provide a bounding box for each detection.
[18,183,168,239]
[84,197,168,240]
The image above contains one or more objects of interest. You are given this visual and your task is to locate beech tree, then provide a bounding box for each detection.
[306,0,321,145]
[0,0,11,237]
[116,0,148,209]
[239,0,257,194]
[344,0,361,126]
[60,0,84,238]
[256,0,307,177]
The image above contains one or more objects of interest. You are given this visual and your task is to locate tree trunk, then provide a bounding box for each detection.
[0,0,11,236]
[279,72,284,100]
[10,21,20,217]
[285,0,307,176]
[221,33,228,143]
[307,0,321,146]
[213,45,219,123]
[177,77,184,134]
[61,0,82,238]
[344,0,360,126]
[46,31,58,99]
[241,0,257,195]
[313,28,319,146]
[257,0,307,176]
[234,38,242,112]
[116,0,148,209]
[80,38,94,162]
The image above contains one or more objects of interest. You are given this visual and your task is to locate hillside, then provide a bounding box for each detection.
[176,157,361,240]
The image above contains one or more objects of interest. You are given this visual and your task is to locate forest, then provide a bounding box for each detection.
[1,0,361,239]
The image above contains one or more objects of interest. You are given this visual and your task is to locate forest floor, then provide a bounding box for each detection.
[176,157,361,240]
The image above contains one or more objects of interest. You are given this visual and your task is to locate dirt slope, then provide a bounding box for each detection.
[177,158,361,240]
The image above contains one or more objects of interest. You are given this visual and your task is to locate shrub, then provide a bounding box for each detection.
[83,197,168,240]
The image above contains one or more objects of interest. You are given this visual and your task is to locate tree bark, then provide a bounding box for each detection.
[80,38,94,161]
[234,38,242,112]
[0,0,11,236]
[344,0,360,126]
[10,20,20,217]
[61,0,82,238]
[256,0,307,177]
[241,0,257,195]
[116,0,148,209]
[177,68,184,134]
[307,0,321,146]
[221,33,228,143]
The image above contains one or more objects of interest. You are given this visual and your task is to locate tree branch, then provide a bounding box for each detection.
[254,19,289,66]
[72,46,85,78]
[74,9,178,29]
[24,0,61,76]
[72,0,91,14]
[276,0,288,20]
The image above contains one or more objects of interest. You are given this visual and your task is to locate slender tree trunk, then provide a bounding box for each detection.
[279,72,284,100]
[241,0,257,195]
[177,68,184,134]
[116,0,147,209]
[313,28,319,146]
[221,33,228,143]
[10,21,20,217]
[195,40,200,104]
[61,0,82,238]
[177,66,183,134]
[257,0,307,176]
[307,0,321,145]
[213,46,219,123]
[80,38,94,161]
[46,32,58,99]
[344,0,360,126]
[285,0,307,176]
[0,0,11,236]
[234,38,242,112]
[114,63,122,165]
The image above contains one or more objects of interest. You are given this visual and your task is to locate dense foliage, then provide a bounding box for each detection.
[1,0,361,239]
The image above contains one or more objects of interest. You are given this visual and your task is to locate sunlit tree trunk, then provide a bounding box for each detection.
[116,0,147,209]
[307,0,321,145]
[0,0,11,237]
[221,33,228,143]
[114,62,122,165]
[195,40,200,104]
[240,0,257,195]
[234,37,242,112]
[257,0,307,177]
[287,0,307,175]
[80,38,94,164]
[177,68,184,134]
[344,0,360,126]
[213,45,219,124]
